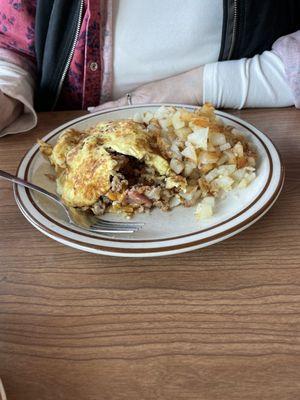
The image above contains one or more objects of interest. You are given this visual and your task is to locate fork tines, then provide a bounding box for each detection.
[91,219,144,233]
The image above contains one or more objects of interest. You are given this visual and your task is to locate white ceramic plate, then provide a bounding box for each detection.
[14,104,284,257]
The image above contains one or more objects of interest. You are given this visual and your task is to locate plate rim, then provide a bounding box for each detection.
[14,104,285,257]
[19,110,274,244]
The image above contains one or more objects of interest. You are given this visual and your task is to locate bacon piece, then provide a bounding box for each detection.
[126,189,152,208]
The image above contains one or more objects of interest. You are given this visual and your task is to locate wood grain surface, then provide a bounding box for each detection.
[0,109,300,400]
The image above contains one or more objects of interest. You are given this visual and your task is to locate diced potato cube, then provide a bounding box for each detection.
[238,172,256,188]
[232,167,255,184]
[183,160,197,177]
[179,109,196,123]
[223,149,237,164]
[198,151,220,165]
[195,202,214,220]
[217,164,236,176]
[170,142,182,160]
[233,141,244,157]
[213,175,235,191]
[159,118,173,130]
[205,168,220,182]
[154,106,176,120]
[219,142,231,151]
[210,132,226,146]
[175,127,192,141]
[133,112,143,123]
[172,111,185,130]
[181,143,198,164]
[187,127,209,150]
[170,158,184,174]
[202,196,215,207]
[169,195,181,208]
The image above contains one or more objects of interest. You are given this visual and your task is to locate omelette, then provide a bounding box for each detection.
[39,119,187,216]
[39,105,256,219]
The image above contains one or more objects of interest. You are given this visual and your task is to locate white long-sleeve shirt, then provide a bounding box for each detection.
[0,0,294,137]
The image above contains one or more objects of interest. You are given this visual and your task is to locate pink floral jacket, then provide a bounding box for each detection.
[0,1,299,109]
[0,0,113,110]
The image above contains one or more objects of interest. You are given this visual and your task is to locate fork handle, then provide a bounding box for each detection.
[0,169,61,205]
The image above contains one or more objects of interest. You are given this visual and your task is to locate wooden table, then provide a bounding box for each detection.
[0,109,300,400]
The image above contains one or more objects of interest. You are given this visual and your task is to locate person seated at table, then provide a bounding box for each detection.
[0,0,299,137]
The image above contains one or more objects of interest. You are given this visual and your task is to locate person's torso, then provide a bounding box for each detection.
[112,0,223,99]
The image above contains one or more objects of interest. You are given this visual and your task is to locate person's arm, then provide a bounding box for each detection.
[88,67,204,112]
[0,91,23,131]
[0,60,37,137]
[204,31,300,108]
[0,0,38,136]
[203,50,294,108]
[272,30,300,108]
[91,34,298,112]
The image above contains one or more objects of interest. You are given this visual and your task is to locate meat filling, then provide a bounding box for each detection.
[92,151,162,215]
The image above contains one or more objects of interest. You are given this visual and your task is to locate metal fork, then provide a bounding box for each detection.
[0,170,144,234]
